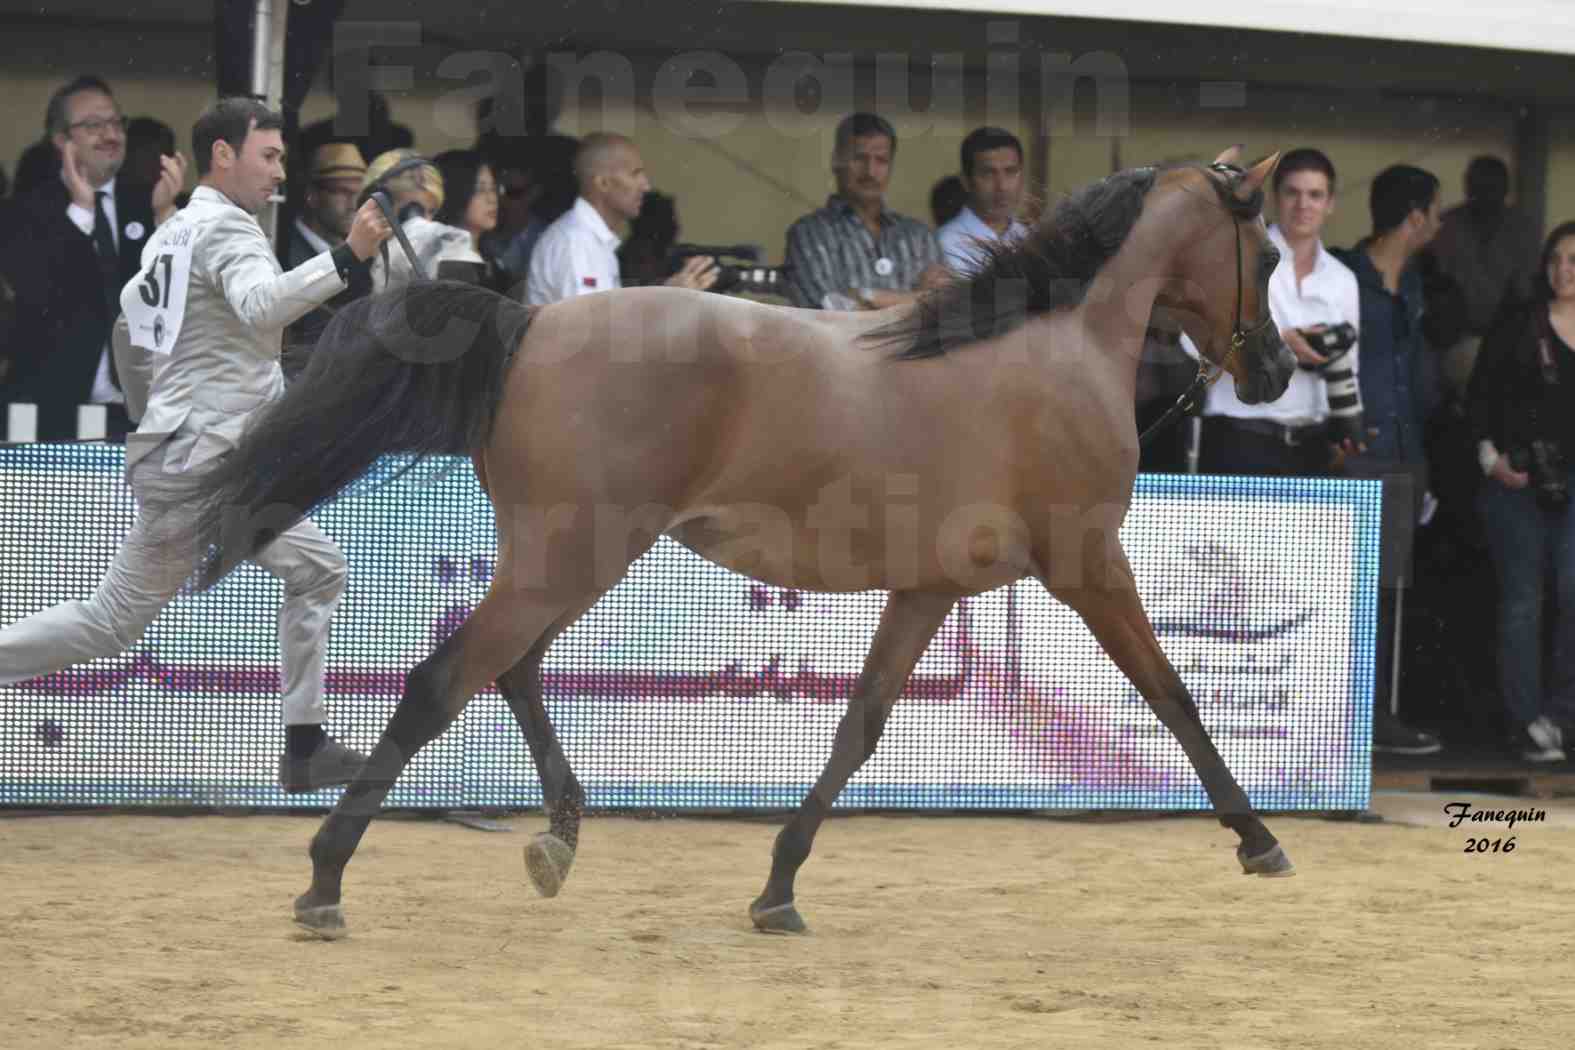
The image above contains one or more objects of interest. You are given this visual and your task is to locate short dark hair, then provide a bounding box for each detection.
[959,126,1022,177]
[126,116,176,157]
[44,75,114,136]
[930,174,967,227]
[1272,148,1336,193]
[192,97,283,176]
[1465,155,1510,204]
[1369,164,1440,235]
[834,113,896,158]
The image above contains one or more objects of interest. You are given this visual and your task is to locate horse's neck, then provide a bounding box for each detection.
[1077,190,1192,388]
[1052,245,1166,397]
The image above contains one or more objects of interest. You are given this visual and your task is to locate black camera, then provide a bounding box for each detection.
[670,244,793,296]
[1295,322,1365,446]
[1510,440,1570,512]
[1296,322,1357,369]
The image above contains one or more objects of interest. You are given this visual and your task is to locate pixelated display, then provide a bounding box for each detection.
[0,445,1379,811]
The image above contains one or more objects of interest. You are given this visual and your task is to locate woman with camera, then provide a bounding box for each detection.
[1468,220,1575,762]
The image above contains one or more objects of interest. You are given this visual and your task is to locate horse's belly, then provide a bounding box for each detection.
[665,511,1031,595]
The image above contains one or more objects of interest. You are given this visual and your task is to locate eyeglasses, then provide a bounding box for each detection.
[67,115,127,136]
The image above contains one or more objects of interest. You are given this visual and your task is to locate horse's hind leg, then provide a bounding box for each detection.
[293,589,572,939]
[495,596,602,899]
[1045,547,1293,877]
[751,589,957,934]
[468,451,584,892]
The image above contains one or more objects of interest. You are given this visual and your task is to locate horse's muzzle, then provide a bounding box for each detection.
[1234,330,1295,405]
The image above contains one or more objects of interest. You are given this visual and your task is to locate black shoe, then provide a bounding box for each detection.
[1373,713,1443,755]
[278,738,367,794]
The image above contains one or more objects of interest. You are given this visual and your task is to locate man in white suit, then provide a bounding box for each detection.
[0,97,393,793]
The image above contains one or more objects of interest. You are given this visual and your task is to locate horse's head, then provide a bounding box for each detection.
[1159,147,1296,406]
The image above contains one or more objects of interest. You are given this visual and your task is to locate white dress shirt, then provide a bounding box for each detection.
[66,176,126,405]
[524,197,623,306]
[937,204,1031,276]
[293,217,333,257]
[1183,224,1361,426]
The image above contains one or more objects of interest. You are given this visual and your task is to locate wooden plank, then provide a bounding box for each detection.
[1373,766,1575,799]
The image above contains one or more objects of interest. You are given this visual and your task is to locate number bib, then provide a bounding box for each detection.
[121,216,196,355]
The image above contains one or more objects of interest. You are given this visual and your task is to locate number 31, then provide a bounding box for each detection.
[138,253,173,309]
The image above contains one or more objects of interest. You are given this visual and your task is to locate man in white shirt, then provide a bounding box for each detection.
[524,133,716,306]
[1190,148,1363,477]
[1186,149,1443,757]
[937,126,1032,276]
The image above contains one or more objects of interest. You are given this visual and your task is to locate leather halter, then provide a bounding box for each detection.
[1139,163,1276,447]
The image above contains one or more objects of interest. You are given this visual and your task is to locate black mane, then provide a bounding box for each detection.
[866,162,1261,360]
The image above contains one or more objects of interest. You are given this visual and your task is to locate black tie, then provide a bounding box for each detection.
[92,191,122,389]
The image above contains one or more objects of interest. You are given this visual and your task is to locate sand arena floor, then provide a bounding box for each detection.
[2,794,1572,1049]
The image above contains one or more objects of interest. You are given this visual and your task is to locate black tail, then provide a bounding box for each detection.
[162,279,532,591]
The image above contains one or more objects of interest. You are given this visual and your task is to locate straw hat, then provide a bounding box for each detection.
[308,142,367,182]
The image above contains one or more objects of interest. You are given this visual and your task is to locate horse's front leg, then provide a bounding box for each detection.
[751,589,957,933]
[1043,544,1293,876]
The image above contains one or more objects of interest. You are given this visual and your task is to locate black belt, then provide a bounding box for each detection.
[1207,416,1325,447]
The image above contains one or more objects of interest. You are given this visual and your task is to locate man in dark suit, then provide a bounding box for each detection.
[0,75,184,442]
[283,142,368,363]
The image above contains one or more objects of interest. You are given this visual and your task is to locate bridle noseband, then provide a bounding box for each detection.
[1139,162,1276,447]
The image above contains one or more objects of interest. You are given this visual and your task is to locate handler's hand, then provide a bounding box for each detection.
[346,198,395,261]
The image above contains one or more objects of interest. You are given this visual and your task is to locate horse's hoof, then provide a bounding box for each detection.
[293,902,348,940]
[749,897,809,935]
[524,832,575,898]
[1238,843,1296,878]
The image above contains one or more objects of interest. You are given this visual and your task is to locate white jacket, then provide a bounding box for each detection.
[114,185,347,474]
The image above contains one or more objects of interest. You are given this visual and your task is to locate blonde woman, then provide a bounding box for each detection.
[360,149,482,290]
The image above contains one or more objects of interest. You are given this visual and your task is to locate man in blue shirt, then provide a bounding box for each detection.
[1333,165,1445,755]
[937,126,1031,277]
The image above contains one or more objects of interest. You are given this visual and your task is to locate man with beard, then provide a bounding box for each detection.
[284,143,368,354]
[0,76,185,441]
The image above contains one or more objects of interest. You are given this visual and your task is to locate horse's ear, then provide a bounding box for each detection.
[1212,145,1244,167]
[1237,152,1281,201]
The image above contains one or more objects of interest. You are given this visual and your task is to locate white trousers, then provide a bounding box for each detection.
[0,443,347,725]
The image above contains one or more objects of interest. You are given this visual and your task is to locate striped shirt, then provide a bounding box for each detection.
[783,195,942,309]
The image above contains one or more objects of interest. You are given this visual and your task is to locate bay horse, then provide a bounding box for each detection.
[157,146,1298,939]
